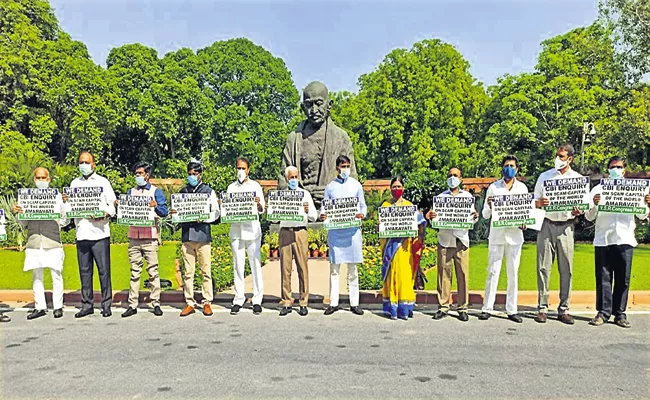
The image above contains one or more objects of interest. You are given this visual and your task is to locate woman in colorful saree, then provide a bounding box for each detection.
[380,177,427,320]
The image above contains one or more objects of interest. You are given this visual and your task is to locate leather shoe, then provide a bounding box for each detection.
[298,306,308,316]
[558,313,574,325]
[53,309,63,319]
[101,309,112,318]
[152,306,163,316]
[230,304,241,315]
[478,312,491,320]
[253,304,262,315]
[75,308,94,318]
[279,307,292,316]
[457,311,469,322]
[203,303,213,316]
[27,309,46,320]
[589,313,606,326]
[121,307,137,318]
[350,306,364,315]
[432,310,447,320]
[180,305,195,317]
[534,312,547,323]
[508,314,523,323]
[323,306,339,315]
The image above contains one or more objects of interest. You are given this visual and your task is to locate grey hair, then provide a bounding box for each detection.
[285,165,299,179]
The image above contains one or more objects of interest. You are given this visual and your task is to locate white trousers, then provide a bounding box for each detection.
[231,238,264,306]
[329,263,359,307]
[33,268,64,310]
[482,243,522,315]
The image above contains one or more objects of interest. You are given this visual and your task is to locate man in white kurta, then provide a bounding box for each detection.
[585,157,649,328]
[319,155,367,316]
[227,157,266,315]
[13,168,68,320]
[479,155,528,323]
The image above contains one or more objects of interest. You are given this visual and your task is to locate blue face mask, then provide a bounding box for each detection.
[288,178,299,190]
[502,166,516,180]
[187,175,199,187]
[135,176,147,187]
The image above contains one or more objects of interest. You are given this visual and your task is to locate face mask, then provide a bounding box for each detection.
[79,163,93,176]
[34,180,49,189]
[187,175,199,187]
[288,178,299,190]
[339,168,350,180]
[554,156,568,171]
[237,169,247,183]
[135,176,147,187]
[502,166,516,180]
[447,176,461,189]
[608,168,624,179]
[391,188,404,199]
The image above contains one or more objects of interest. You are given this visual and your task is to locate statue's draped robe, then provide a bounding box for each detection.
[279,118,358,203]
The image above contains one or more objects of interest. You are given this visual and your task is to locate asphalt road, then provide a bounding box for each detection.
[1,306,648,399]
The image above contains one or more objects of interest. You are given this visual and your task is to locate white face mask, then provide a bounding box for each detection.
[608,168,624,179]
[447,176,461,189]
[79,163,93,176]
[554,156,568,171]
[35,180,49,189]
[237,169,247,183]
[339,168,350,180]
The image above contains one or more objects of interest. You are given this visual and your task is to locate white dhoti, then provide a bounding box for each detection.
[24,247,64,310]
[482,243,522,315]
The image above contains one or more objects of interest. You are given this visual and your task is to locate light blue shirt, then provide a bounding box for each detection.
[320,177,367,264]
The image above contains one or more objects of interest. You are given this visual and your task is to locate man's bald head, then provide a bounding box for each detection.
[34,167,50,179]
[303,81,329,101]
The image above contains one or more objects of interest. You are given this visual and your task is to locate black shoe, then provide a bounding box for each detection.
[152,306,163,316]
[458,311,469,322]
[478,312,491,320]
[101,309,112,318]
[279,307,292,316]
[350,306,364,316]
[508,314,523,323]
[253,304,262,315]
[324,306,340,315]
[408,310,414,319]
[53,309,63,319]
[27,309,46,320]
[432,310,447,320]
[121,307,137,318]
[298,306,308,316]
[230,305,241,315]
[75,308,94,318]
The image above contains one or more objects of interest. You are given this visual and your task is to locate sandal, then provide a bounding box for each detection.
[0,314,11,322]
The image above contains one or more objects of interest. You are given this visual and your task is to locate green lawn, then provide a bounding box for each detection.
[424,243,650,291]
[0,243,180,290]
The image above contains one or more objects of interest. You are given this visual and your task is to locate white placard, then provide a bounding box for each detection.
[430,195,475,229]
[220,192,258,223]
[322,197,361,230]
[491,193,537,228]
[117,195,155,226]
[542,177,590,212]
[171,193,210,223]
[0,209,6,241]
[378,205,418,238]
[599,178,650,214]
[17,188,61,220]
[267,190,305,222]
[63,187,104,218]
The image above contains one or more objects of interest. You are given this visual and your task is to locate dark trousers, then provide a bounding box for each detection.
[595,245,633,320]
[76,238,112,311]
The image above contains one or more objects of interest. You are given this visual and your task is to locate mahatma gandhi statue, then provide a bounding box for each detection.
[279,81,357,207]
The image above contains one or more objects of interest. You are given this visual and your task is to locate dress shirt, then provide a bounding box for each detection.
[70,172,116,241]
[278,187,317,228]
[585,184,648,247]
[227,178,265,241]
[435,189,475,248]
[482,178,529,246]
[534,167,584,222]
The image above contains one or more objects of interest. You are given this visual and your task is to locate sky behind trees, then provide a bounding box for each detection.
[50,0,598,92]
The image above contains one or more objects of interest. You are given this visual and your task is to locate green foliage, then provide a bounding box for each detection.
[0,195,25,249]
